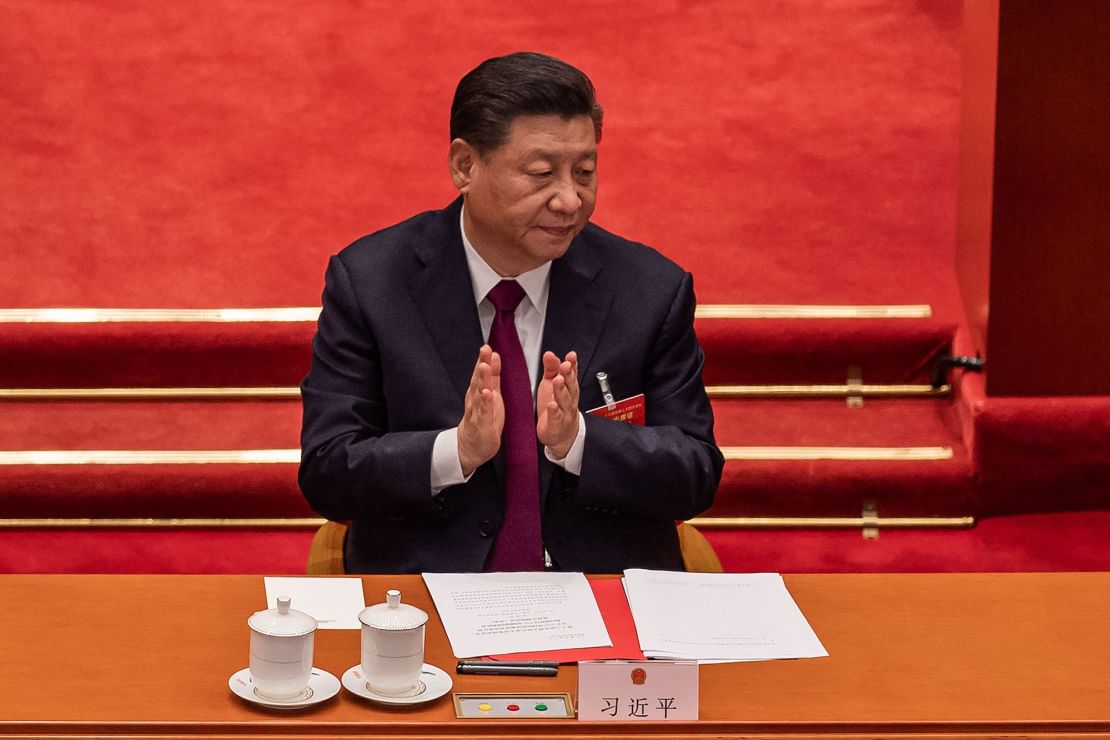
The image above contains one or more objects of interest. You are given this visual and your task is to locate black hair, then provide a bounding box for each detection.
[450,51,603,155]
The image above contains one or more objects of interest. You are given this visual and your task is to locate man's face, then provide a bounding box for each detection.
[454,114,598,277]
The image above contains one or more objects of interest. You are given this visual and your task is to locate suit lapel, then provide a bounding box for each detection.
[538,234,612,502]
[408,200,484,405]
[542,235,611,390]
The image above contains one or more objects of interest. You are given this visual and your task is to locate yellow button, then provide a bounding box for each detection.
[478,703,492,712]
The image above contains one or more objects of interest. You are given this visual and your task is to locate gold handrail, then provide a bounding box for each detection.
[721,446,953,461]
[695,304,933,319]
[708,384,948,399]
[0,515,975,529]
[0,308,320,322]
[0,383,949,402]
[689,515,975,529]
[0,387,300,400]
[0,450,300,465]
[0,304,933,323]
[0,517,325,528]
[0,447,952,465]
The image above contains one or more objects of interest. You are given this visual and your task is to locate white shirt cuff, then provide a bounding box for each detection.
[545,411,586,475]
[431,427,472,494]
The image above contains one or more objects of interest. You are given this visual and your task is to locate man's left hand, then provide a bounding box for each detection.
[536,350,580,459]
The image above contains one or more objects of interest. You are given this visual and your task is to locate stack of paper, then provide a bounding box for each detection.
[622,569,828,662]
[422,572,612,658]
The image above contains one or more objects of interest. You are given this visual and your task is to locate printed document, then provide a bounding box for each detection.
[422,572,612,658]
[622,569,828,661]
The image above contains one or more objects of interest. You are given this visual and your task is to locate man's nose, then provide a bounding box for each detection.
[548,176,582,214]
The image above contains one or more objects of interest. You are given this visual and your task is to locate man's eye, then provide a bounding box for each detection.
[529,171,553,178]
[577,169,595,177]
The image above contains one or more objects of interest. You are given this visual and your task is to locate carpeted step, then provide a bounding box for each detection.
[956,371,1110,515]
[0,320,315,388]
[702,510,1110,574]
[0,528,317,574]
[0,312,956,388]
[697,316,956,385]
[0,400,306,518]
[709,397,974,517]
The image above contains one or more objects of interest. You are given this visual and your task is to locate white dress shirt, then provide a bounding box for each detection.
[429,208,587,492]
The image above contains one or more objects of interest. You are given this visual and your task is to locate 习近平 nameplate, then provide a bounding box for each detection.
[577,659,697,721]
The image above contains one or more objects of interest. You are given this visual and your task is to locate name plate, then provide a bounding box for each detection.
[577,660,698,721]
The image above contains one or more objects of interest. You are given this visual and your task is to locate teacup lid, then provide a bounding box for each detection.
[359,589,429,631]
[248,596,317,637]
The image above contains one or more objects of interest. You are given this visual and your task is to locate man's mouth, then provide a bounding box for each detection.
[537,225,574,238]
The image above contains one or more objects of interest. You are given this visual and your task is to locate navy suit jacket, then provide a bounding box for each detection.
[299,199,723,573]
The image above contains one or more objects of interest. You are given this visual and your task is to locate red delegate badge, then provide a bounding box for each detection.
[586,372,645,425]
[586,394,646,425]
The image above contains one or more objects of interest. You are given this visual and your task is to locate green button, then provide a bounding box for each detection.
[534,703,548,711]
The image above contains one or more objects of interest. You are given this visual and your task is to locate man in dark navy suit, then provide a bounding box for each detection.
[299,52,723,574]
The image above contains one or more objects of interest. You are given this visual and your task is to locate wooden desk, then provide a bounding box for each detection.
[1,573,1108,738]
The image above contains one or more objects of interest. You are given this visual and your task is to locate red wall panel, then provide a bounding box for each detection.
[958,0,1110,396]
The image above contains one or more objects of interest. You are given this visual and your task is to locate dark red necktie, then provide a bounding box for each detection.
[484,280,543,571]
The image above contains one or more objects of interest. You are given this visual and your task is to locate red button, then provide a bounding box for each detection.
[506,704,520,711]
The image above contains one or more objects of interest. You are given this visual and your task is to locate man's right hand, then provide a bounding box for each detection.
[457,344,504,477]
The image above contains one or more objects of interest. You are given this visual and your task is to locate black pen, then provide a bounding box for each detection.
[456,660,559,676]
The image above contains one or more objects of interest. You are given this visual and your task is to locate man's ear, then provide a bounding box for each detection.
[448,138,478,193]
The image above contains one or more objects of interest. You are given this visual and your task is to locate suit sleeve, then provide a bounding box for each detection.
[573,271,724,520]
[298,255,442,522]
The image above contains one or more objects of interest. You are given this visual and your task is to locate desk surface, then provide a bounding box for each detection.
[1,572,1108,738]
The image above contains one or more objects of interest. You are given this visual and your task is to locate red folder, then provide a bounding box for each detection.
[488,577,645,663]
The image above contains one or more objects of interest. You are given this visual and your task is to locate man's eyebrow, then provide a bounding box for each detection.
[521,147,598,161]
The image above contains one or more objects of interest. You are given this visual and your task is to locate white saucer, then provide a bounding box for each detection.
[341,663,453,705]
[228,667,340,709]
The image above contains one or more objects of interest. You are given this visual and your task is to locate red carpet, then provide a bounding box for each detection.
[697,317,956,386]
[0,0,964,315]
[0,400,305,517]
[711,398,972,517]
[4,511,1110,575]
[707,511,1110,574]
[2,529,316,575]
[0,323,315,388]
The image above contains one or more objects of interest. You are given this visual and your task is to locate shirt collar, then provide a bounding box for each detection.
[459,205,551,310]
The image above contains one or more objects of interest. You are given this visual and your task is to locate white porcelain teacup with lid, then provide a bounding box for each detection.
[247,595,317,701]
[358,589,429,696]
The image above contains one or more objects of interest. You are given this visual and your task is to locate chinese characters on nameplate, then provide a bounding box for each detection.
[577,660,698,721]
